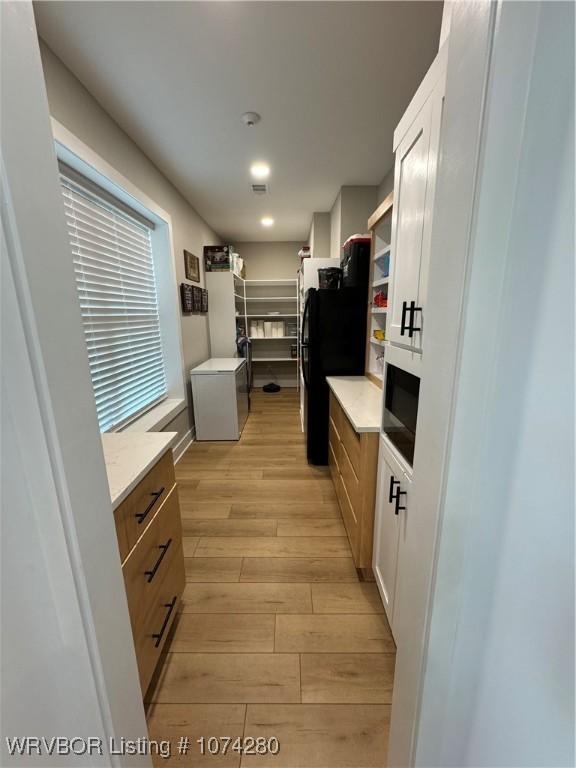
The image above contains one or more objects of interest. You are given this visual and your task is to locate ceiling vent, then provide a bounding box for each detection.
[251,183,268,195]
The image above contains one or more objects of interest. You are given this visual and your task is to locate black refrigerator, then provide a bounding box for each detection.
[301,287,367,465]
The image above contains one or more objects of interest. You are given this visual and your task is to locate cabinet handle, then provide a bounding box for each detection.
[394,489,407,515]
[408,302,422,338]
[152,596,177,648]
[135,487,165,525]
[145,538,172,583]
[389,475,400,503]
[400,301,409,336]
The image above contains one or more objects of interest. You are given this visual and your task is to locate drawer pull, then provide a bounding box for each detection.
[389,475,407,515]
[408,301,422,338]
[389,475,400,503]
[394,489,407,515]
[135,487,165,525]
[145,538,172,583]
[152,596,177,648]
[400,301,409,336]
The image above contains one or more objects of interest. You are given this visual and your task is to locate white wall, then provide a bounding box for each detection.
[329,191,342,259]
[235,241,302,280]
[415,2,575,765]
[2,4,148,763]
[377,167,394,204]
[38,41,221,441]
[329,185,377,258]
[308,212,331,259]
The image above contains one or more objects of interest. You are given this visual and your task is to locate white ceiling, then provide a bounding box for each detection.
[35,1,443,242]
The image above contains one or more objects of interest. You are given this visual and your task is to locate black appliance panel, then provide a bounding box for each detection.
[302,288,368,465]
[383,364,420,466]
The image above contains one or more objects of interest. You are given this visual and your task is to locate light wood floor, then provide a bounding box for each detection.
[147,390,395,767]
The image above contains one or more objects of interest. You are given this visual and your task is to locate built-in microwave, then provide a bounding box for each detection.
[383,363,420,466]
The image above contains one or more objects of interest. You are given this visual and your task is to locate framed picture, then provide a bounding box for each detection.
[180,283,194,313]
[184,250,200,282]
[192,285,202,313]
[201,288,209,313]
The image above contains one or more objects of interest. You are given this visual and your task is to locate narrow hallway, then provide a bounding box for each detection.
[146,390,395,767]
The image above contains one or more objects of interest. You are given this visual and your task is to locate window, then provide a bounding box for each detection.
[59,166,167,432]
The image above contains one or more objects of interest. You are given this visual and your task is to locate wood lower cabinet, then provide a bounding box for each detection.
[113,448,185,696]
[328,393,379,574]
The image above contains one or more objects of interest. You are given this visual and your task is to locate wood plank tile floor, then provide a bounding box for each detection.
[146,390,395,767]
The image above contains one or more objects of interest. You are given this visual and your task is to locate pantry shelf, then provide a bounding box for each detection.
[374,245,391,262]
[370,339,386,347]
[250,336,297,340]
[244,279,297,287]
[372,308,388,314]
[253,357,298,363]
[246,313,298,317]
[372,277,389,287]
[245,296,297,301]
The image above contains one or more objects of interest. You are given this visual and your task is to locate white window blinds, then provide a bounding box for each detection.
[60,169,167,432]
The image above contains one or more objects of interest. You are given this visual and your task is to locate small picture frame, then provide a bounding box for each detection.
[201,288,209,313]
[184,250,200,282]
[180,283,194,313]
[192,285,202,313]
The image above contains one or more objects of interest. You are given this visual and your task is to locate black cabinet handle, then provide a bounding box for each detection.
[152,596,177,648]
[408,301,422,338]
[394,489,407,516]
[389,474,406,515]
[145,538,172,583]
[400,301,409,336]
[135,487,165,525]
[389,475,401,503]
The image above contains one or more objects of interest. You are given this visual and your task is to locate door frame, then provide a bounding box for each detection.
[1,3,149,763]
[386,1,497,764]
[388,1,574,765]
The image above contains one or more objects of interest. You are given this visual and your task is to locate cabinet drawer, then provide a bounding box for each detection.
[340,442,361,513]
[330,395,343,434]
[339,410,361,476]
[122,487,183,637]
[115,450,175,560]
[328,439,340,482]
[114,511,130,563]
[335,471,359,560]
[329,417,341,468]
[135,550,185,695]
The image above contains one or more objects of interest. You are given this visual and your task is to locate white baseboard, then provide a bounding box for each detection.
[173,428,194,463]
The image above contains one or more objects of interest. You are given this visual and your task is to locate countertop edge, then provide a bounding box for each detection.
[326,376,382,434]
[103,431,178,510]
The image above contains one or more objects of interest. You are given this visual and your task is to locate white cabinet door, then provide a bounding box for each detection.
[373,436,412,636]
[388,99,433,350]
[388,74,445,353]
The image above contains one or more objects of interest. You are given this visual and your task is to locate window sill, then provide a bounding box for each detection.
[121,398,186,434]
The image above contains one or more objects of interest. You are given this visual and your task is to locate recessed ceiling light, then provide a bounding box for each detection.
[261,217,274,227]
[251,162,270,180]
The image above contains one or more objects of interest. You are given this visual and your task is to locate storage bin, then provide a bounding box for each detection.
[318,267,342,289]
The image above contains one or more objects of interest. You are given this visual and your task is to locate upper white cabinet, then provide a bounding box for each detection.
[388,46,447,353]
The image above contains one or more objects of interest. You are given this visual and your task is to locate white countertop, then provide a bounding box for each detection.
[326,376,383,433]
[190,358,246,375]
[101,431,177,510]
